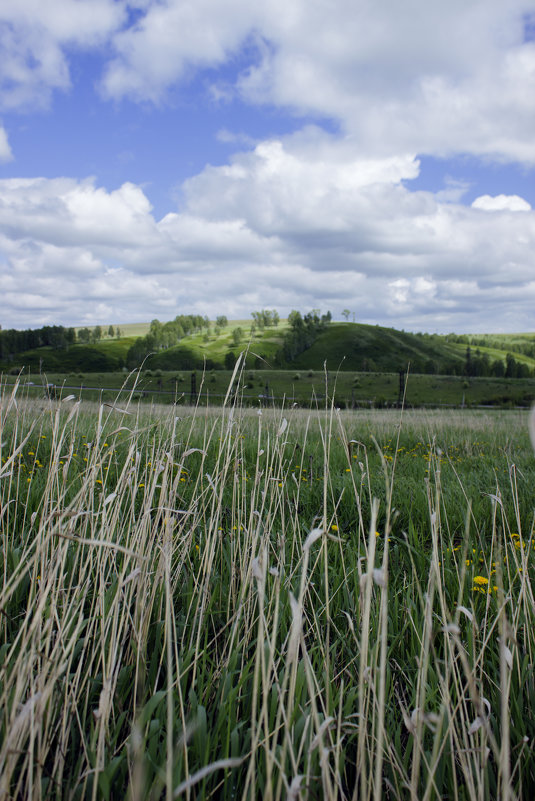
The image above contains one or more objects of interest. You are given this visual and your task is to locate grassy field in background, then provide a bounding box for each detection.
[1,371,534,799]
[10,367,535,409]
[74,322,151,338]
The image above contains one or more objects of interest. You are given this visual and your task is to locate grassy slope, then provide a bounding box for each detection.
[146,322,469,373]
[465,332,535,349]
[74,322,150,338]
[4,320,535,380]
[146,322,288,370]
[463,342,535,369]
[289,323,466,372]
[6,337,138,372]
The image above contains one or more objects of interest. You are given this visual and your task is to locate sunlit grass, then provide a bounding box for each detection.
[1,373,534,799]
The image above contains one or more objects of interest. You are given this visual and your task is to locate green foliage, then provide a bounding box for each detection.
[126,315,209,368]
[280,309,332,362]
[231,327,244,346]
[251,309,280,329]
[0,324,75,358]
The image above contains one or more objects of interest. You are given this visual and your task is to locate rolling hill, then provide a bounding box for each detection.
[2,319,535,378]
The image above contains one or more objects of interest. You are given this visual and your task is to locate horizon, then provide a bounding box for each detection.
[1,1,535,334]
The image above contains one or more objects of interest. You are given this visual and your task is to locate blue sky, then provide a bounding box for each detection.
[1,0,535,333]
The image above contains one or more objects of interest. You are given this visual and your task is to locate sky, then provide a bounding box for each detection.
[1,1,535,334]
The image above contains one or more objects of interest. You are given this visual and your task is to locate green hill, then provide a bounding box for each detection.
[137,321,468,374]
[2,337,137,373]
[3,319,535,380]
[287,323,465,373]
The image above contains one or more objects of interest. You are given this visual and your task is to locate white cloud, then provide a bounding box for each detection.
[97,0,535,163]
[0,0,125,109]
[0,177,159,248]
[100,0,257,103]
[0,125,12,161]
[471,194,532,212]
[1,1,533,164]
[1,133,535,332]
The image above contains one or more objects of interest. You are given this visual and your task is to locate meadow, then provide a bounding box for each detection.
[1,367,534,800]
[9,367,535,410]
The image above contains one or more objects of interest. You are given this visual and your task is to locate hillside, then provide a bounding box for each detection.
[449,332,535,359]
[2,319,535,379]
[288,323,466,373]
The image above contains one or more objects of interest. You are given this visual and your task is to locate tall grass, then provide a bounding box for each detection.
[0,373,534,800]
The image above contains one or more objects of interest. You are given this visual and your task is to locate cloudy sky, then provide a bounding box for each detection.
[1,0,535,333]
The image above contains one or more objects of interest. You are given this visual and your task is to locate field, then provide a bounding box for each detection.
[8,367,535,410]
[1,370,534,800]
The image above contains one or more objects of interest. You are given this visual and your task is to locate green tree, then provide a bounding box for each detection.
[108,325,115,338]
[232,327,244,346]
[505,353,518,378]
[225,351,237,369]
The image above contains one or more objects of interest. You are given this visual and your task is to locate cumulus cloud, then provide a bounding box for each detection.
[1,1,534,164]
[0,0,124,109]
[96,0,535,163]
[2,129,535,331]
[101,0,256,103]
[0,177,159,248]
[472,194,532,212]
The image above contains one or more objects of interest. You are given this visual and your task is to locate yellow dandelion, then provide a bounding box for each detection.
[331,524,338,532]
[473,576,489,586]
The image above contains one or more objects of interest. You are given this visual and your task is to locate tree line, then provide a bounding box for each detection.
[463,346,531,378]
[0,323,125,360]
[0,325,76,359]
